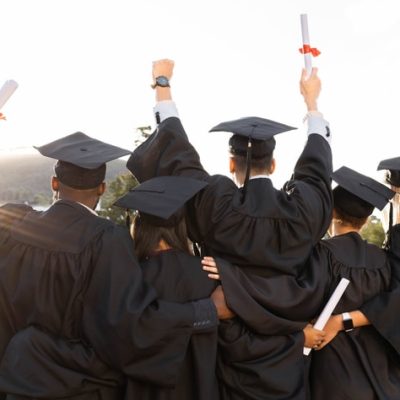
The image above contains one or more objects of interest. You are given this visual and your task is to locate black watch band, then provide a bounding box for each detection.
[342,312,354,332]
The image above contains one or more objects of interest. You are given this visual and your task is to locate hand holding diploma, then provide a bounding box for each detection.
[303,277,350,355]
[0,79,19,120]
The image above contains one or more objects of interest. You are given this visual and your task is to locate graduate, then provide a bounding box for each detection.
[203,166,400,399]
[128,59,333,276]
[114,176,220,400]
[305,166,400,399]
[123,58,334,399]
[0,133,232,399]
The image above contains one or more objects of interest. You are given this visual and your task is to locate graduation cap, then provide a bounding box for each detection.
[209,117,296,187]
[377,156,400,187]
[332,166,395,218]
[114,176,208,226]
[34,132,131,189]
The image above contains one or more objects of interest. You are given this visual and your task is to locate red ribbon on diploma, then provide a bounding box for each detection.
[299,44,321,57]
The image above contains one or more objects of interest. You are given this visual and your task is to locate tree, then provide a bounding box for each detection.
[360,215,386,248]
[99,124,151,225]
[99,173,138,225]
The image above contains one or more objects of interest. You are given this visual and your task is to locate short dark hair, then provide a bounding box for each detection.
[54,160,106,189]
[333,186,372,229]
[231,153,274,175]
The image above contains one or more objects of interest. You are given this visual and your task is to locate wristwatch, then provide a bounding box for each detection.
[342,312,354,332]
[151,76,170,89]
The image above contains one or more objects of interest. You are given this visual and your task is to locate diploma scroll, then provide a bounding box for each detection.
[300,14,312,76]
[0,80,19,110]
[300,14,321,78]
[303,277,350,356]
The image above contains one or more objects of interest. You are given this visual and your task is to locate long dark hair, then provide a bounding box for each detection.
[132,214,191,261]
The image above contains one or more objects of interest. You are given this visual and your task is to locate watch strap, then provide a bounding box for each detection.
[342,312,354,332]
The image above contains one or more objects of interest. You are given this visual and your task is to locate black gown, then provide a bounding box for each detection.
[0,201,217,399]
[308,232,400,400]
[125,249,219,400]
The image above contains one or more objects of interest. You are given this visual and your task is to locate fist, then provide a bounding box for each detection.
[152,59,174,81]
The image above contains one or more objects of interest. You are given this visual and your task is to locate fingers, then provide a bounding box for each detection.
[202,265,220,280]
[301,67,318,81]
[300,68,308,81]
[202,265,218,273]
[202,257,216,268]
[312,338,325,349]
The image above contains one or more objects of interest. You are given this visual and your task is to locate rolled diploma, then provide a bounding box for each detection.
[303,277,350,356]
[300,14,312,76]
[0,80,19,110]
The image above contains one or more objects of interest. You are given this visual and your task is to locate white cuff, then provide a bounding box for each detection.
[304,112,331,144]
[153,100,179,124]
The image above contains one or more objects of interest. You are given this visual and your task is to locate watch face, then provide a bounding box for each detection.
[156,76,170,87]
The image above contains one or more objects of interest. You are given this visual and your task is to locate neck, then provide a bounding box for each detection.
[236,170,269,186]
[330,220,360,237]
[55,192,98,210]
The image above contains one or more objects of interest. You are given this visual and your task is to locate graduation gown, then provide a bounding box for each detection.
[0,201,216,399]
[125,249,219,400]
[127,116,333,275]
[308,232,400,400]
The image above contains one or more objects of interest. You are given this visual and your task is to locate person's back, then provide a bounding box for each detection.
[0,133,225,399]
[0,201,125,398]
[114,176,220,400]
[128,60,333,276]
[308,166,400,399]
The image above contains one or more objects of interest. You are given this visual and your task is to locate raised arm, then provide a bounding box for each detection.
[127,59,208,182]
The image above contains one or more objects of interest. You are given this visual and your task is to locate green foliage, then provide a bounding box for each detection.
[360,215,386,248]
[98,173,138,225]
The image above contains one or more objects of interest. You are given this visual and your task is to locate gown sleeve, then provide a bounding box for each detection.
[82,225,217,386]
[214,252,330,335]
[360,224,400,354]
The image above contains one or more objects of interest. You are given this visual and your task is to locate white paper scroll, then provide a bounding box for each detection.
[300,14,312,76]
[303,277,350,356]
[0,80,19,110]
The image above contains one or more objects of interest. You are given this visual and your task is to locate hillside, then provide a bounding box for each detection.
[0,153,130,205]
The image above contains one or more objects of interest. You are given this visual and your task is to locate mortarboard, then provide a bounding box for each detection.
[209,117,297,187]
[332,166,395,218]
[34,132,131,190]
[114,176,208,226]
[34,131,131,169]
[377,156,400,187]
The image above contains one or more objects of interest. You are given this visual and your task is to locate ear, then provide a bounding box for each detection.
[51,176,59,191]
[268,158,276,175]
[229,157,236,174]
[97,182,106,196]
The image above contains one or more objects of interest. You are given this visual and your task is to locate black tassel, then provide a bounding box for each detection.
[242,139,252,200]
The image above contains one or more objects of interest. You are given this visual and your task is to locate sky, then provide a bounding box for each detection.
[1,0,399,188]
